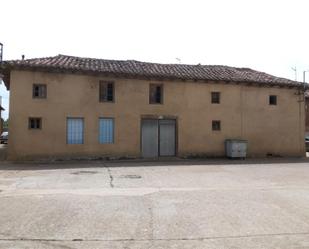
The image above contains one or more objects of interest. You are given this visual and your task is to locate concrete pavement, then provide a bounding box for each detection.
[0,160,309,248]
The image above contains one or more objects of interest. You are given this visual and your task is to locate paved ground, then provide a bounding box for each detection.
[0,159,309,248]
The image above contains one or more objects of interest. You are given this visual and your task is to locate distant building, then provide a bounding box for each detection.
[0,54,306,160]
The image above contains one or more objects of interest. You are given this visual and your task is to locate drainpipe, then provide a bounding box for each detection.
[301,71,309,155]
[240,84,244,138]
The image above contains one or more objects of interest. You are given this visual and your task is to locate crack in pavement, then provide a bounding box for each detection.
[103,163,114,188]
[1,232,309,243]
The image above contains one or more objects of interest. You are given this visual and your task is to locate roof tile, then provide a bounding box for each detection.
[1,54,303,88]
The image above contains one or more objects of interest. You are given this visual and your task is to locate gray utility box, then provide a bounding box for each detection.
[225,139,248,159]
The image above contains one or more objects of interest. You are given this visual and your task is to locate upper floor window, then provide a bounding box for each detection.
[99,81,114,102]
[33,84,47,98]
[211,92,220,104]
[149,84,163,104]
[212,120,221,131]
[29,117,42,129]
[269,95,277,105]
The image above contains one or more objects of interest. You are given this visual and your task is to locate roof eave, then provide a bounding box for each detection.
[2,63,304,90]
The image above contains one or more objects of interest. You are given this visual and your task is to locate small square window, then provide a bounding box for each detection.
[269,95,277,105]
[211,92,220,104]
[212,120,221,131]
[99,81,114,102]
[33,84,47,98]
[149,84,163,104]
[29,118,42,129]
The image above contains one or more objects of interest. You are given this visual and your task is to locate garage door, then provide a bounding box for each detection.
[141,119,176,158]
[159,120,176,156]
[141,119,159,158]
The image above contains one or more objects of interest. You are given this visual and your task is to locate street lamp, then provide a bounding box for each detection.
[303,70,309,83]
[303,70,309,93]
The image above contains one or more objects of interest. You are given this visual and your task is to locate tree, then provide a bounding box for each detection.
[3,119,8,130]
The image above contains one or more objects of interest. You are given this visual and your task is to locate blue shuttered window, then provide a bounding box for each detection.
[99,118,114,144]
[67,118,84,144]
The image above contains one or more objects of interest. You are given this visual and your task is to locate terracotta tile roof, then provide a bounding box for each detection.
[0,54,303,89]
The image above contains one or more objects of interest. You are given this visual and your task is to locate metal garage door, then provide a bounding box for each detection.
[159,119,176,156]
[141,119,159,158]
[141,119,176,158]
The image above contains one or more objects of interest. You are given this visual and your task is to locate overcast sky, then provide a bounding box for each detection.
[1,0,309,120]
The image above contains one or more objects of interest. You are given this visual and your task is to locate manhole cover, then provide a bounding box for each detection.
[71,171,98,175]
[120,175,142,179]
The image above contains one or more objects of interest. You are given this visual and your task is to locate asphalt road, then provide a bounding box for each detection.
[0,159,309,248]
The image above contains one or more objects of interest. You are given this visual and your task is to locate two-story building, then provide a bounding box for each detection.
[0,54,306,160]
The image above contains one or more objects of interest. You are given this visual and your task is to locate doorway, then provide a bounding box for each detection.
[141,119,176,158]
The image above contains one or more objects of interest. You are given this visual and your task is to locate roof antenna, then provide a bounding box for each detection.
[21,55,25,60]
[291,66,297,81]
[176,58,181,64]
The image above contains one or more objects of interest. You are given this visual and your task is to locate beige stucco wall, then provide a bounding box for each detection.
[8,70,306,160]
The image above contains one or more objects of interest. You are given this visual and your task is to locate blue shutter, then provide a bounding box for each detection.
[99,118,114,144]
[67,118,84,144]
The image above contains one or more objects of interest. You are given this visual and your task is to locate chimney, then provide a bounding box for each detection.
[22,55,25,60]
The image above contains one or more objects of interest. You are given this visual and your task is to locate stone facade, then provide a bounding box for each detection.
[7,70,305,160]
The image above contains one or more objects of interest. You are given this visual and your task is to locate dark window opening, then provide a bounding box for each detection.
[100,81,114,102]
[269,95,277,105]
[150,84,163,104]
[212,120,221,131]
[29,118,41,129]
[155,86,161,103]
[107,83,114,101]
[33,84,47,98]
[211,92,220,104]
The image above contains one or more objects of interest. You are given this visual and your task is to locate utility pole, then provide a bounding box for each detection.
[304,70,309,83]
[0,43,3,63]
[303,70,309,92]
